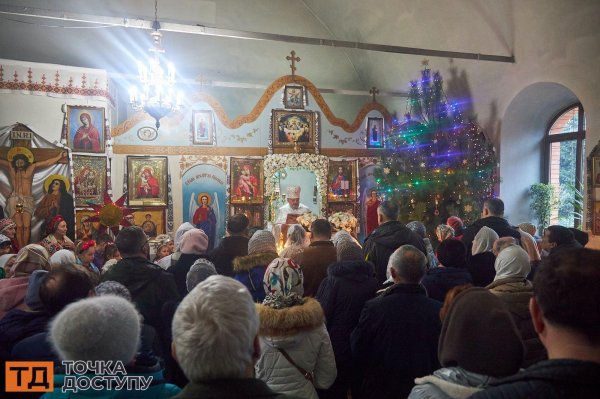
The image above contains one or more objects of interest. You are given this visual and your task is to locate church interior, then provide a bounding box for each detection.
[1,0,600,250]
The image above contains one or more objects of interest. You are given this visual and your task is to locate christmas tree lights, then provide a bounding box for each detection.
[376,64,498,232]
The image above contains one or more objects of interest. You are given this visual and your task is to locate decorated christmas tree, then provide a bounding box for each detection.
[376,63,498,232]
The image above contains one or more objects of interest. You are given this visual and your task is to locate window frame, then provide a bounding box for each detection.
[543,103,586,226]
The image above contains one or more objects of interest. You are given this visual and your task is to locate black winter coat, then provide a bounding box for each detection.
[101,256,180,335]
[316,260,378,370]
[208,235,249,277]
[351,284,442,399]
[469,359,600,399]
[362,221,426,286]
[461,216,521,256]
[421,266,473,302]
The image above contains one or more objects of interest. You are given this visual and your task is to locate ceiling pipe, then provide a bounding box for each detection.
[0,5,515,63]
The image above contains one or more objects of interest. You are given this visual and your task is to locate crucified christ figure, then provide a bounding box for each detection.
[0,147,67,247]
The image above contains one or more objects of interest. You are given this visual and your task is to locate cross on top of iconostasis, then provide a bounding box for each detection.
[286,51,301,76]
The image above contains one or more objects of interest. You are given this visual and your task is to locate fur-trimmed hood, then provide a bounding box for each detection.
[256,297,324,338]
[232,251,278,273]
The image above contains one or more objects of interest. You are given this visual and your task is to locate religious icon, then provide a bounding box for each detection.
[127,156,168,207]
[283,85,305,109]
[35,174,75,241]
[327,159,357,203]
[230,158,264,204]
[67,106,106,153]
[189,193,219,251]
[271,110,317,152]
[366,117,385,148]
[72,155,106,207]
[76,210,100,241]
[0,145,68,247]
[593,157,600,187]
[130,208,165,239]
[192,110,215,145]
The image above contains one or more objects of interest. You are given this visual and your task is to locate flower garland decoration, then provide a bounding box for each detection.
[296,212,318,231]
[264,154,329,220]
[328,211,358,233]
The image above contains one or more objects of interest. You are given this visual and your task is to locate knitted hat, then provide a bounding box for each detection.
[439,287,524,377]
[179,229,209,255]
[263,257,304,298]
[50,295,141,362]
[286,185,301,199]
[435,224,455,242]
[0,234,11,247]
[332,230,353,247]
[49,249,77,266]
[95,281,132,302]
[0,218,16,234]
[174,223,195,250]
[24,270,49,311]
[248,230,277,255]
[336,239,363,262]
[186,258,217,292]
[446,216,464,233]
[11,244,50,277]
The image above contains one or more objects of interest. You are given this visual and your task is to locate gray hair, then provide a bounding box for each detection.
[172,275,259,381]
[387,245,427,284]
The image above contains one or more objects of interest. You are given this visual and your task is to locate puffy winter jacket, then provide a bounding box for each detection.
[255,298,337,399]
[233,252,278,303]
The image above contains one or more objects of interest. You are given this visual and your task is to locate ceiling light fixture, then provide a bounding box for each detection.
[129,0,182,129]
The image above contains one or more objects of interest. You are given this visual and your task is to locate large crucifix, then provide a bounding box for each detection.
[286,50,301,76]
[0,124,68,247]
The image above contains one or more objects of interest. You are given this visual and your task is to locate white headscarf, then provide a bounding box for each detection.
[494,245,531,281]
[0,254,17,271]
[49,249,77,266]
[472,226,499,255]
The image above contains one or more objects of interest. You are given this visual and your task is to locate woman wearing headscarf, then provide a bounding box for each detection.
[0,244,50,319]
[467,226,499,287]
[156,222,195,270]
[39,215,75,257]
[435,224,455,243]
[168,229,209,298]
[0,218,20,254]
[407,221,439,268]
[316,239,378,399]
[279,224,308,262]
[255,258,337,399]
[486,245,546,367]
[409,287,524,398]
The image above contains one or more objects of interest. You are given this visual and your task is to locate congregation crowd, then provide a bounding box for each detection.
[0,196,598,399]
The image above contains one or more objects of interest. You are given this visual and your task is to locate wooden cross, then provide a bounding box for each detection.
[370,86,379,103]
[286,50,301,76]
[421,59,429,67]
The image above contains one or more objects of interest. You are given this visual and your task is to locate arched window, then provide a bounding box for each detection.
[545,104,585,227]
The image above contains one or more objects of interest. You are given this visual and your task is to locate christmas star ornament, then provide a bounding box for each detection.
[87,191,134,236]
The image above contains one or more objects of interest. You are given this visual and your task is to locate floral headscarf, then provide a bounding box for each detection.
[262,258,304,309]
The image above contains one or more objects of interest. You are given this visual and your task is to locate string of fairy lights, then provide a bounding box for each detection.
[376,64,498,229]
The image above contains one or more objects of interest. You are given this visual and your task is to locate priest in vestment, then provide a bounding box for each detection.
[273,186,311,244]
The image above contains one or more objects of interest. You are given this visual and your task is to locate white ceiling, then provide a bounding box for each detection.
[1,0,599,125]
